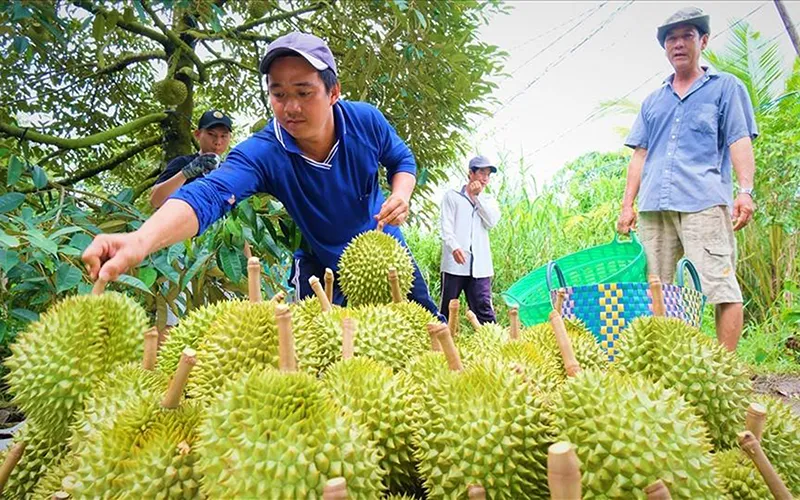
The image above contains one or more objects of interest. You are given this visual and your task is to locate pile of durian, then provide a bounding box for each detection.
[0,229,797,499]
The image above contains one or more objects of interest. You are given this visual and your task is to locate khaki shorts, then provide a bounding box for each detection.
[638,205,742,305]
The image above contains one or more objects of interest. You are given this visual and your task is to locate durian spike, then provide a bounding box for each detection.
[548,311,582,377]
[324,268,334,304]
[448,299,460,338]
[467,484,486,499]
[341,317,356,360]
[247,257,262,303]
[142,326,159,371]
[322,477,348,500]
[466,310,481,330]
[91,278,106,295]
[161,347,196,408]
[52,492,70,499]
[275,304,297,372]
[426,323,443,352]
[430,322,463,371]
[270,291,286,303]
[0,441,25,494]
[553,290,566,314]
[547,442,581,500]
[309,276,332,313]
[387,267,403,303]
[648,275,666,316]
[644,479,672,500]
[745,402,767,440]
[243,240,252,260]
[738,431,792,500]
[509,306,520,340]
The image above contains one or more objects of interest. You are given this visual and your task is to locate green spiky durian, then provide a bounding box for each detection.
[388,300,437,337]
[295,305,351,375]
[63,397,204,498]
[520,319,607,375]
[338,230,414,306]
[158,299,243,376]
[153,78,188,106]
[553,370,719,498]
[187,301,280,400]
[713,449,770,499]
[250,117,269,133]
[615,317,752,449]
[414,358,555,499]
[755,395,800,495]
[323,357,422,493]
[247,0,270,19]
[30,453,76,500]
[0,424,71,499]
[197,366,385,498]
[455,321,506,365]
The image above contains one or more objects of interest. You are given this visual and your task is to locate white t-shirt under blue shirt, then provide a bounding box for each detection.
[169,100,417,271]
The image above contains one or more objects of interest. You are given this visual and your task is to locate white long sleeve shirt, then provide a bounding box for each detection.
[440,187,501,278]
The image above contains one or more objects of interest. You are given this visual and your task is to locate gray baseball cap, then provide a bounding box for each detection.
[468,155,497,173]
[259,32,337,75]
[657,7,710,47]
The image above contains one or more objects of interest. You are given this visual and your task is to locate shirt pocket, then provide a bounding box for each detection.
[689,103,719,136]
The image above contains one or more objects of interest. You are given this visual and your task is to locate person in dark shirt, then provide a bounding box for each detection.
[150,110,233,208]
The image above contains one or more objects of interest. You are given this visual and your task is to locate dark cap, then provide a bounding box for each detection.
[657,7,710,47]
[259,31,337,75]
[198,110,232,131]
[468,155,497,173]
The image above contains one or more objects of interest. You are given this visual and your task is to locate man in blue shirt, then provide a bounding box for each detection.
[82,32,442,317]
[616,7,757,351]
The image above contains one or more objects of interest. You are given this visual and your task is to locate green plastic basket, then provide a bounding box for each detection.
[501,231,648,326]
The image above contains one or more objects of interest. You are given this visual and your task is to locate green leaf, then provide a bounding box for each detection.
[414,9,427,29]
[0,249,20,272]
[0,193,25,213]
[69,233,93,251]
[58,246,82,257]
[24,229,58,256]
[49,226,84,240]
[10,308,38,323]
[167,242,186,264]
[132,0,148,23]
[152,254,180,284]
[13,36,30,54]
[138,266,157,288]
[55,262,82,293]
[7,155,24,186]
[181,250,213,289]
[31,165,48,189]
[218,245,242,283]
[12,3,32,21]
[91,13,106,41]
[210,4,224,32]
[754,347,768,364]
[116,274,153,295]
[0,228,20,248]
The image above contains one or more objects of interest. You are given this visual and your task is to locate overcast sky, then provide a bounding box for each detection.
[453,1,800,194]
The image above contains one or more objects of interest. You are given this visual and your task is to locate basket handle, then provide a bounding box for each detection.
[613,229,640,245]
[676,258,702,293]
[546,261,567,292]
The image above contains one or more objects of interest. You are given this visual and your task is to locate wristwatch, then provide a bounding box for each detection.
[738,188,754,198]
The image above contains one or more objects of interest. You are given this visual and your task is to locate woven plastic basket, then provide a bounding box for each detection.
[548,257,706,361]
[502,231,647,326]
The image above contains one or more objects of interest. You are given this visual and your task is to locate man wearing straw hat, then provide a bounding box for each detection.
[616,7,758,351]
[82,31,443,319]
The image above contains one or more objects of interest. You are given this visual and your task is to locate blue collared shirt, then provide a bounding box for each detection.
[625,66,758,212]
[169,100,417,270]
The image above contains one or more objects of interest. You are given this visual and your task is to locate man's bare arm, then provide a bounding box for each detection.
[150,172,188,208]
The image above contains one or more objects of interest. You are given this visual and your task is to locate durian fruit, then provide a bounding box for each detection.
[250,117,269,133]
[615,317,752,449]
[388,300,437,337]
[0,424,70,499]
[455,320,507,364]
[520,318,607,375]
[197,305,385,498]
[755,395,800,495]
[413,323,555,498]
[552,369,719,498]
[338,230,414,306]
[30,453,76,499]
[153,78,188,106]
[713,449,770,499]
[247,0,273,19]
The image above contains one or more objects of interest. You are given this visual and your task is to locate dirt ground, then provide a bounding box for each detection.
[753,373,800,416]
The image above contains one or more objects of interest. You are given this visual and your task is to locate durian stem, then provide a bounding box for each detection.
[738,431,792,500]
[0,441,25,494]
[547,442,581,500]
[427,323,443,352]
[322,477,348,499]
[387,267,403,303]
[142,327,159,371]
[466,310,481,329]
[448,299,460,338]
[91,279,106,295]
[275,305,297,372]
[309,276,332,312]
[644,479,672,500]
[549,311,581,377]
[270,291,286,303]
[52,492,70,499]
[467,484,486,499]
[430,322,463,371]
[341,317,356,360]
[243,240,252,259]
[509,306,520,340]
[324,268,335,304]
[247,257,262,303]
[553,290,566,314]
[648,275,666,317]
[745,402,767,440]
[161,348,196,409]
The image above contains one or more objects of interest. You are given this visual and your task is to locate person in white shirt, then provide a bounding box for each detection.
[439,155,502,324]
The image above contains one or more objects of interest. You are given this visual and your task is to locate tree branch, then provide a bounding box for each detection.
[139,0,208,83]
[183,29,274,43]
[72,0,169,46]
[93,51,167,78]
[205,58,260,73]
[0,113,167,149]
[181,3,325,42]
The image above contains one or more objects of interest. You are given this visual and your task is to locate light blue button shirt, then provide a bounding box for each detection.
[625,66,758,212]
